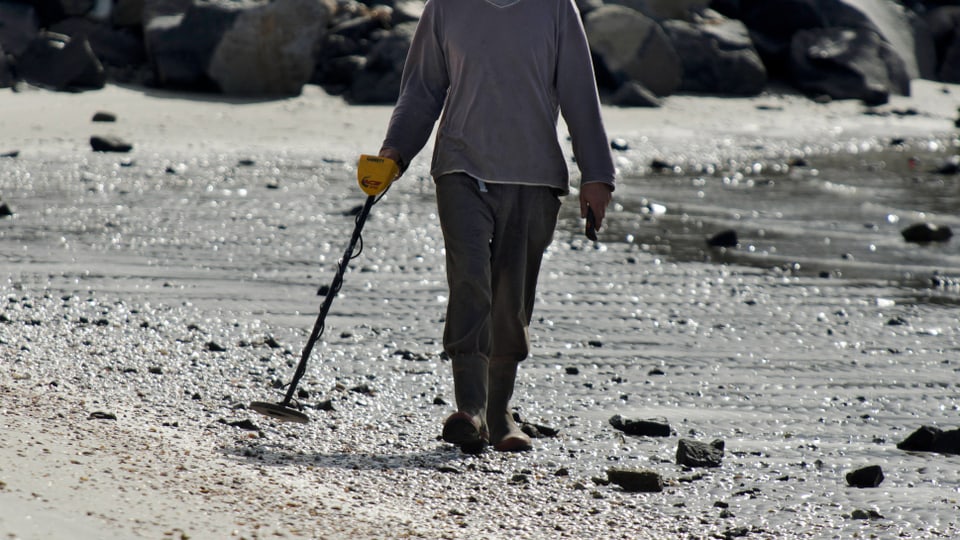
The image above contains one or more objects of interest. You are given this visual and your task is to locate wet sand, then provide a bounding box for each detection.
[2,81,960,539]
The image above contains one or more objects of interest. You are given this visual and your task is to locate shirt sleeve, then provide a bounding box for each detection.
[381,0,449,167]
[556,0,616,189]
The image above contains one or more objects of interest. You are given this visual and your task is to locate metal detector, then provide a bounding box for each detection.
[250,155,400,423]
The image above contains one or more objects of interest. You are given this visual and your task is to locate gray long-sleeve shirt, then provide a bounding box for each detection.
[381,0,616,192]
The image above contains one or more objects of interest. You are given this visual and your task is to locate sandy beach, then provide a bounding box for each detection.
[2,80,960,539]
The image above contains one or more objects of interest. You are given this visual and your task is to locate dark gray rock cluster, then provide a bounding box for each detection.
[0,0,957,104]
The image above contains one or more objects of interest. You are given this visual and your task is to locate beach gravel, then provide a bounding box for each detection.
[2,82,960,539]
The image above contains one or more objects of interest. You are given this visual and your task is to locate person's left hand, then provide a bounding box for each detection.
[580,181,613,231]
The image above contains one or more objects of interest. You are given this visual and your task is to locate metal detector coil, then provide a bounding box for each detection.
[249,154,400,424]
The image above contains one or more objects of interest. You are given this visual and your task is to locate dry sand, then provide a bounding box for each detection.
[2,81,960,539]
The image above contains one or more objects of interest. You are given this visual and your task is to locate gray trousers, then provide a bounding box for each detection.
[435,173,562,362]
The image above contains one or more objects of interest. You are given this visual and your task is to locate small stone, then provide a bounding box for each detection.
[677,438,724,468]
[228,419,260,431]
[0,202,13,217]
[92,111,117,122]
[148,366,163,374]
[850,509,884,520]
[565,366,579,375]
[901,223,952,243]
[846,465,884,488]
[89,411,117,420]
[314,399,335,411]
[433,396,447,405]
[205,341,227,352]
[610,138,629,151]
[607,468,663,493]
[349,383,375,395]
[90,135,133,153]
[707,230,738,248]
[0,150,19,158]
[609,414,671,437]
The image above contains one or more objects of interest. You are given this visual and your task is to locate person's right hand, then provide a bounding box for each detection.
[378,147,404,173]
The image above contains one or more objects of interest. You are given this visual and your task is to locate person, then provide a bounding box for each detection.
[375,0,615,452]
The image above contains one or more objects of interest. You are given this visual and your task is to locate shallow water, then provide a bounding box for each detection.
[605,141,960,293]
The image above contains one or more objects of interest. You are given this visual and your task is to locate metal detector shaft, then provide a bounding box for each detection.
[278,194,377,408]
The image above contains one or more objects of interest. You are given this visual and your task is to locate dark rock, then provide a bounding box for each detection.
[0,202,12,217]
[144,0,244,91]
[208,0,335,97]
[897,424,943,451]
[738,0,826,78]
[90,135,133,153]
[89,411,117,420]
[565,366,580,375]
[790,27,909,105]
[315,399,335,411]
[926,7,960,82]
[932,155,960,174]
[606,468,664,493]
[663,16,767,96]
[900,223,952,243]
[846,464,884,488]
[707,230,739,247]
[112,0,148,27]
[228,419,260,431]
[850,508,885,520]
[0,45,12,89]
[349,383,375,395]
[392,0,424,25]
[148,366,163,374]
[0,1,40,57]
[899,425,960,455]
[608,81,662,107]
[584,5,682,97]
[348,22,417,104]
[516,413,559,438]
[610,138,629,151]
[92,111,117,122]
[49,16,147,69]
[205,340,227,352]
[740,0,934,84]
[17,32,106,91]
[677,438,724,468]
[609,414,672,437]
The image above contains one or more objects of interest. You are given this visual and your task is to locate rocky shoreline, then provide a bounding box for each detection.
[3,0,960,107]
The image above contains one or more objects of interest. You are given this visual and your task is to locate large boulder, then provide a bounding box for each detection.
[0,1,41,57]
[608,0,711,20]
[347,21,416,104]
[790,27,909,104]
[739,0,936,83]
[112,0,147,27]
[207,0,336,96]
[663,15,767,95]
[50,17,146,68]
[738,0,825,77]
[144,0,247,90]
[817,0,936,81]
[925,6,960,82]
[584,5,683,97]
[17,31,106,91]
[0,44,13,88]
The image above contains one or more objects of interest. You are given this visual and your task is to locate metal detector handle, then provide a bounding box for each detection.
[279,194,377,407]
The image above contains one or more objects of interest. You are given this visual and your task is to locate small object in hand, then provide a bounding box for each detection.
[585,207,598,241]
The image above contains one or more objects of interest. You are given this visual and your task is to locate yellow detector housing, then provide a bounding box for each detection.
[357,154,400,196]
